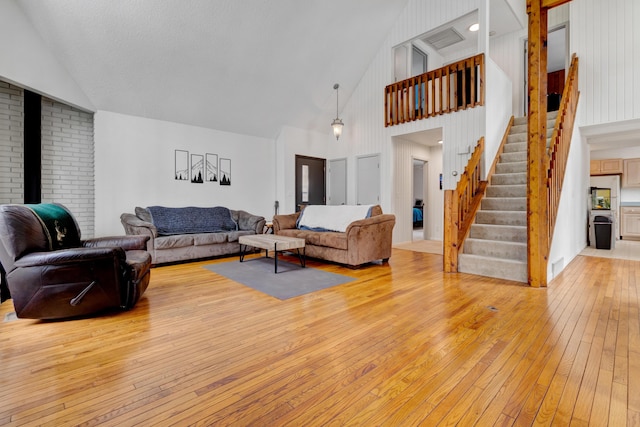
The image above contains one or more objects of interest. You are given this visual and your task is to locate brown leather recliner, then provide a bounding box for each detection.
[0,203,152,320]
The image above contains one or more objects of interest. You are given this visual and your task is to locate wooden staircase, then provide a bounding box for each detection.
[457,111,558,282]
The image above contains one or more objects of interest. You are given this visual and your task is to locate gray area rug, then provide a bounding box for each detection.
[204,257,356,300]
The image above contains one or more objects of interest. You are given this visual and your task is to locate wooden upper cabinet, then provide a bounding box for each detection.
[590,158,623,175]
[623,159,640,187]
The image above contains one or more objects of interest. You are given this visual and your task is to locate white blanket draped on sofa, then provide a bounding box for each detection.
[297,205,373,232]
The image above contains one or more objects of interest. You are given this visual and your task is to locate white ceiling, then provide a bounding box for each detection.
[15,0,525,140]
[16,0,410,138]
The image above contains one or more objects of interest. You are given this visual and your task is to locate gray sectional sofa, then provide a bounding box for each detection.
[120,206,265,265]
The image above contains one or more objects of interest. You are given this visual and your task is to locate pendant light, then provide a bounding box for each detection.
[331,83,344,140]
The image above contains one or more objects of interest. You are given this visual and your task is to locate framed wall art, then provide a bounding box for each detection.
[206,153,218,182]
[174,150,189,180]
[219,158,231,186]
[191,154,204,183]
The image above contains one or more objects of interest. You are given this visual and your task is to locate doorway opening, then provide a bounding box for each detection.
[391,127,443,251]
[523,24,569,115]
[412,159,427,241]
[295,155,325,211]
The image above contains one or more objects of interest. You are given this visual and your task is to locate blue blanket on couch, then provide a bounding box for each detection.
[147,206,237,235]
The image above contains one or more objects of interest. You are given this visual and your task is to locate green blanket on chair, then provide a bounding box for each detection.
[26,203,80,250]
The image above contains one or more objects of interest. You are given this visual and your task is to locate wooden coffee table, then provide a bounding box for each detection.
[239,234,306,273]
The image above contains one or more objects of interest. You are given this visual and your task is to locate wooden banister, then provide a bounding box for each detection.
[385,54,485,127]
[444,137,487,272]
[547,54,579,247]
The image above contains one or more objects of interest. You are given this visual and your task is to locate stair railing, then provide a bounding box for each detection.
[486,117,514,182]
[444,137,487,272]
[546,54,579,247]
[385,54,485,127]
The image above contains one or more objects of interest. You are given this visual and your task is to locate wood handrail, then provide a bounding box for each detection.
[444,137,487,272]
[385,54,485,127]
[546,54,579,247]
[486,116,514,182]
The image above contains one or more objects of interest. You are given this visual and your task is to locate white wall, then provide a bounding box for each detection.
[0,0,93,112]
[548,105,589,280]
[484,58,513,175]
[94,111,275,236]
[571,0,640,127]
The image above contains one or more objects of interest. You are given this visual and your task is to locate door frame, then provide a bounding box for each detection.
[295,155,326,211]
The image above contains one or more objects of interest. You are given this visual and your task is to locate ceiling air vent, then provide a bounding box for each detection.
[421,27,464,50]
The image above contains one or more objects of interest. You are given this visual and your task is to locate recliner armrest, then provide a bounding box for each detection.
[14,247,126,268]
[83,235,150,251]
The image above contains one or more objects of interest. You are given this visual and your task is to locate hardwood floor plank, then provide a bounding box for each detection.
[0,251,637,426]
[472,259,588,425]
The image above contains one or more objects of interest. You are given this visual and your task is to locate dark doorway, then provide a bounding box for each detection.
[24,90,42,204]
[295,155,326,211]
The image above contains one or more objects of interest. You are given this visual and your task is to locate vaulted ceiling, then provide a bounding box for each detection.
[16,0,411,138]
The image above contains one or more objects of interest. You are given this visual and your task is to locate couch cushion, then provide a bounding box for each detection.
[226,230,255,242]
[154,234,194,249]
[304,231,348,250]
[278,229,347,250]
[193,232,228,246]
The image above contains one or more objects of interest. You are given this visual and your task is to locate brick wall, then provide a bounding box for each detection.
[0,81,24,204]
[41,98,95,237]
[0,80,95,238]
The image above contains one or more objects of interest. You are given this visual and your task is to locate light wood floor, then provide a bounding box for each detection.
[1,249,639,426]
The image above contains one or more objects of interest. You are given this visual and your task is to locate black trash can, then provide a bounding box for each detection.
[594,215,612,249]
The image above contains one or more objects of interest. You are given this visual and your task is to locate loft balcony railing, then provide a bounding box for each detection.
[384,53,485,127]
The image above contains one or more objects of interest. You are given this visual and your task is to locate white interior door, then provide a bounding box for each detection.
[328,158,347,205]
[357,154,380,206]
[394,45,408,82]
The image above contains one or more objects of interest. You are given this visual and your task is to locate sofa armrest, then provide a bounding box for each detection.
[234,210,266,234]
[345,213,396,233]
[120,213,157,238]
[253,218,266,234]
[273,212,300,233]
[345,214,396,260]
[82,235,150,251]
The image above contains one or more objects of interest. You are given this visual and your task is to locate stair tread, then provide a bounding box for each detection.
[471,223,526,228]
[459,253,527,264]
[465,237,526,246]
